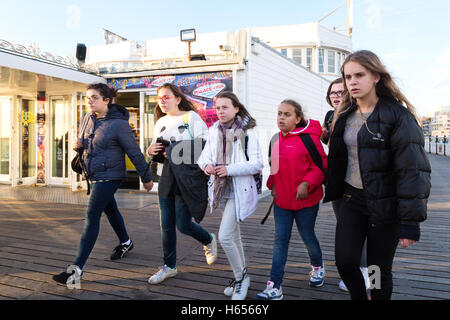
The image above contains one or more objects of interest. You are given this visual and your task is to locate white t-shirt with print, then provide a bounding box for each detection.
[148,110,208,176]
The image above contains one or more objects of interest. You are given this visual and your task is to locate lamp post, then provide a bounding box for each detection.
[444,135,447,156]
[180,28,196,61]
[435,135,439,155]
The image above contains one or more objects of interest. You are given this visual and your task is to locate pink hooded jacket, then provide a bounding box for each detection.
[267,119,328,211]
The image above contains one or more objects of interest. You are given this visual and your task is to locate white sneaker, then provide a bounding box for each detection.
[361,267,371,289]
[338,268,370,292]
[148,265,178,284]
[224,279,235,297]
[232,269,250,300]
[309,265,325,287]
[338,280,349,292]
[203,233,218,265]
[256,281,283,300]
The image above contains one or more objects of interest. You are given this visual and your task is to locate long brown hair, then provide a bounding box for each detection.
[155,83,196,120]
[331,50,420,130]
[215,91,256,129]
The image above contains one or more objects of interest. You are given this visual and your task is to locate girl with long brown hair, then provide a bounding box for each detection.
[146,83,218,285]
[324,50,431,300]
[197,91,263,300]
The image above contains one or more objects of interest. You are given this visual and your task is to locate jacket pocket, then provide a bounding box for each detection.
[91,156,107,173]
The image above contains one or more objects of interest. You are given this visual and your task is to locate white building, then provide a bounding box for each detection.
[431,106,450,137]
[86,24,349,191]
[87,23,351,82]
[0,40,104,189]
[249,23,352,81]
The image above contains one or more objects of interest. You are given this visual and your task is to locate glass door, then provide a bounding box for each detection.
[19,98,37,185]
[71,93,88,191]
[49,96,71,184]
[143,93,158,183]
[116,92,140,189]
[0,97,11,182]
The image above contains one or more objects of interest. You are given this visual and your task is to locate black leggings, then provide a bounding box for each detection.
[332,199,367,268]
[335,183,399,300]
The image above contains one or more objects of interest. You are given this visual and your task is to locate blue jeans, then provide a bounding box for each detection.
[270,203,323,288]
[159,194,211,268]
[74,180,129,269]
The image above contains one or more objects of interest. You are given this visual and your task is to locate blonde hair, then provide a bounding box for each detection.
[331,50,420,131]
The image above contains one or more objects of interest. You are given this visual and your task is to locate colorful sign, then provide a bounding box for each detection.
[37,98,46,184]
[108,71,233,127]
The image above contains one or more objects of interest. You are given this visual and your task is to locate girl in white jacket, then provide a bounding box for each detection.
[197,91,263,300]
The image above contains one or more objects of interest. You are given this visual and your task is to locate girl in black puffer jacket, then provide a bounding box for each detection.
[324,50,431,300]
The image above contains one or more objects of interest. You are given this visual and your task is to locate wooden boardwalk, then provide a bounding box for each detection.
[0,153,449,300]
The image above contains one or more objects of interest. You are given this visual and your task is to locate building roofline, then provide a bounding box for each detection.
[251,37,331,83]
[0,50,105,84]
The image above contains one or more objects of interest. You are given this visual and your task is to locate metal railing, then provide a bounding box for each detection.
[424,136,449,157]
[0,39,98,74]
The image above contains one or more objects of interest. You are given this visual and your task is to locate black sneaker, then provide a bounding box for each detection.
[110,240,134,260]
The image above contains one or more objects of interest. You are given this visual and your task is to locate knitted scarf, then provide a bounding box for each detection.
[212,115,247,210]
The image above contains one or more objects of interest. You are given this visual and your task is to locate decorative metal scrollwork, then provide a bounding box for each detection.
[0,39,98,74]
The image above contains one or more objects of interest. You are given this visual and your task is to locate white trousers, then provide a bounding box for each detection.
[218,199,246,280]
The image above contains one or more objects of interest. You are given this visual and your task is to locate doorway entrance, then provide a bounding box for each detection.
[49,96,71,185]
[15,97,37,185]
[0,97,11,182]
[116,92,141,189]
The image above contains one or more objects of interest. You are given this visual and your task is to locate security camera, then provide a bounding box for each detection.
[219,44,232,51]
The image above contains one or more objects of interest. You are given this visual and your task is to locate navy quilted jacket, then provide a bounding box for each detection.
[81,104,152,182]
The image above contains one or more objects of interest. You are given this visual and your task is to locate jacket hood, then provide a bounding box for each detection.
[287,119,322,137]
[106,104,129,121]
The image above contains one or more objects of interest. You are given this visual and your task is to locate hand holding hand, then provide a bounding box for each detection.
[215,166,228,178]
[204,164,216,176]
[143,181,154,192]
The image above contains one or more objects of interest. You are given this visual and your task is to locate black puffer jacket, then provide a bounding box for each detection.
[324,98,431,240]
[158,138,208,224]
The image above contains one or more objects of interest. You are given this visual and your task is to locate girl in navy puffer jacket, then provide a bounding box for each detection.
[53,83,153,287]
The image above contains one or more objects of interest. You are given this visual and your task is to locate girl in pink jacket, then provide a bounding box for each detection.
[256,99,327,300]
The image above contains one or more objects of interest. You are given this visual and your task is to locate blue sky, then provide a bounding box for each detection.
[1,0,449,116]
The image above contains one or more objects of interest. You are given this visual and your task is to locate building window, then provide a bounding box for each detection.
[328,50,335,73]
[318,49,324,73]
[337,52,342,72]
[306,48,312,70]
[281,48,287,56]
[292,48,302,64]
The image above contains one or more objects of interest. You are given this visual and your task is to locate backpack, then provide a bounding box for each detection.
[261,132,327,224]
[268,132,327,185]
[243,134,263,194]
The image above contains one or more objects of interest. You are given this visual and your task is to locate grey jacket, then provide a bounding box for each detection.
[81,104,152,182]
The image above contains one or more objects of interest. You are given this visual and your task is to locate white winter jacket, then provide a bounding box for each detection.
[197,121,264,221]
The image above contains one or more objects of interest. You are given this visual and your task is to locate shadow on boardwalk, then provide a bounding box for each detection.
[0,154,448,300]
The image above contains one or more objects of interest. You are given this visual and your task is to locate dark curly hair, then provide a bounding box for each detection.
[87,83,118,106]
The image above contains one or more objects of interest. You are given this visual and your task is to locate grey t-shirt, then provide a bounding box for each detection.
[343,111,372,189]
